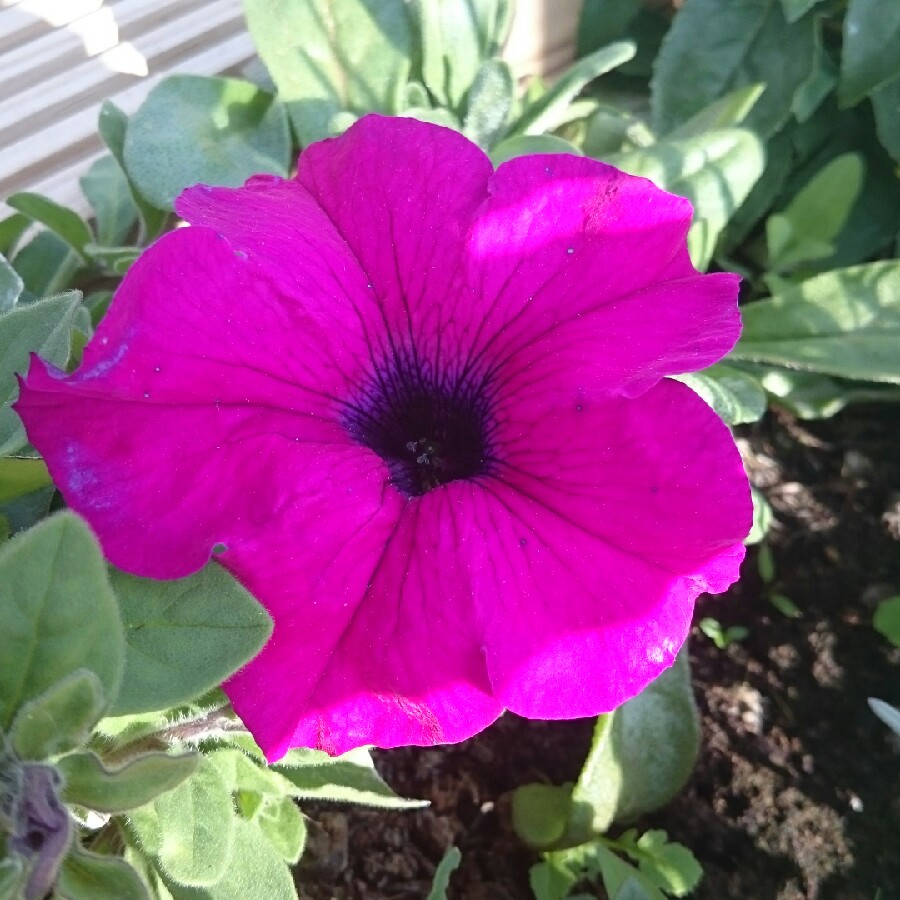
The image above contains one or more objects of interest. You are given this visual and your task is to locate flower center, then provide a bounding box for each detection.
[343,357,493,498]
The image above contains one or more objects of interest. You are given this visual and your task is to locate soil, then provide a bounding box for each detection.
[296,405,900,900]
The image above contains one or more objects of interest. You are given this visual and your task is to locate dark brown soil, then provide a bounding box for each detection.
[296,405,900,900]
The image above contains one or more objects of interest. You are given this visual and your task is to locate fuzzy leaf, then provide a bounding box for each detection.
[568,652,700,837]
[872,78,900,164]
[274,747,427,809]
[59,751,199,813]
[651,0,818,138]
[0,251,24,313]
[0,512,124,729]
[128,758,235,888]
[6,193,92,259]
[413,0,512,110]
[109,564,272,716]
[97,102,168,241]
[633,832,703,896]
[0,457,53,504]
[462,59,515,149]
[160,818,295,900]
[254,797,306,864]
[512,41,636,136]
[9,669,105,760]
[731,261,900,383]
[56,845,150,900]
[839,0,900,106]
[766,153,864,271]
[668,84,765,139]
[80,155,139,248]
[674,364,767,426]
[511,783,573,848]
[427,846,462,900]
[9,231,80,302]
[0,290,81,455]
[123,76,290,210]
[244,0,412,145]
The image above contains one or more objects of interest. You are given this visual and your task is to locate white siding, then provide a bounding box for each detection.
[0,0,580,217]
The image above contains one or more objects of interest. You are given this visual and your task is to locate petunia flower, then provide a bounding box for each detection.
[16,115,751,761]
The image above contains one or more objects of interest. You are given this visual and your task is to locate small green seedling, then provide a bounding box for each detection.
[698,618,748,650]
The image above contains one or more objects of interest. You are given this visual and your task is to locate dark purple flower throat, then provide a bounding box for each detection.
[343,353,494,498]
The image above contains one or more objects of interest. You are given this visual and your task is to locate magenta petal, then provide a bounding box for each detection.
[16,227,369,577]
[467,154,741,395]
[224,487,502,760]
[297,115,494,360]
[478,378,751,715]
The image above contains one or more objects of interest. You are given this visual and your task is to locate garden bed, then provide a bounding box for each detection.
[300,404,900,900]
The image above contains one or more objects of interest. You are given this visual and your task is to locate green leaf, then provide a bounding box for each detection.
[0,213,30,258]
[109,564,272,715]
[6,193,93,259]
[668,84,765,140]
[839,0,900,106]
[83,245,142,274]
[80,155,139,247]
[564,843,664,900]
[633,832,703,897]
[128,758,235,888]
[98,102,168,241]
[0,511,124,729]
[530,858,579,900]
[511,41,636,136]
[780,0,825,23]
[123,75,291,211]
[769,592,802,618]
[0,251,24,313]
[0,457,52,503]
[568,651,700,838]
[790,26,836,123]
[674,364,767,426]
[0,290,81,455]
[872,78,900,164]
[462,59,515,149]
[577,0,642,56]
[651,0,818,138]
[207,749,299,811]
[9,669,105,760]
[427,846,462,900]
[745,486,773,545]
[766,153,864,271]
[490,134,583,167]
[10,231,80,301]
[0,856,27,898]
[730,261,900,383]
[752,366,900,419]
[873,596,900,648]
[511,783,573,848]
[413,0,512,110]
[162,820,296,900]
[56,844,150,900]
[244,0,412,145]
[609,128,765,269]
[254,796,306,864]
[58,750,199,813]
[274,746,427,808]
